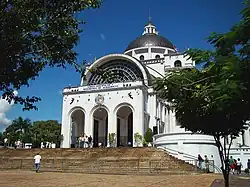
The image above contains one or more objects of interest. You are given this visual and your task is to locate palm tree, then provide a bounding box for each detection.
[4,117,32,145]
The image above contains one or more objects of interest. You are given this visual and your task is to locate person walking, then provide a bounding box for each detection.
[34,153,42,173]
[229,156,236,174]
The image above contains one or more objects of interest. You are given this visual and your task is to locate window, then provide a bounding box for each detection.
[155,55,160,59]
[139,55,144,61]
[174,60,182,67]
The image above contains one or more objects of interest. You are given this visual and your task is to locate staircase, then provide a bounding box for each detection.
[0,147,200,174]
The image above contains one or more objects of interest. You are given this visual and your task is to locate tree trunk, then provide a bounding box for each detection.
[213,135,231,187]
[223,170,229,187]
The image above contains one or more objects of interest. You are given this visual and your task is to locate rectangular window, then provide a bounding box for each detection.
[135,48,148,54]
[151,48,165,53]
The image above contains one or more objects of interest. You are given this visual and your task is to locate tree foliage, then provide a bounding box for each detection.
[0,0,101,110]
[2,117,61,147]
[144,128,153,143]
[3,116,32,145]
[31,120,61,146]
[153,1,249,186]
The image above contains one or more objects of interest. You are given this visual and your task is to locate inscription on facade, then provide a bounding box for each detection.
[82,84,119,91]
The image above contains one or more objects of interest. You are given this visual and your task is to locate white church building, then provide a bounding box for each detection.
[61,20,250,170]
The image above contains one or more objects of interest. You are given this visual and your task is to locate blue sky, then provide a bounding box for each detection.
[1,0,245,130]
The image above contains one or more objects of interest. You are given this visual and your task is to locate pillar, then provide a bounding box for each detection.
[108,113,116,147]
[84,110,92,137]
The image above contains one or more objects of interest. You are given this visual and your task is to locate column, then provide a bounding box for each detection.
[244,128,250,146]
[108,113,116,147]
[84,110,92,137]
[61,106,70,148]
[133,108,144,147]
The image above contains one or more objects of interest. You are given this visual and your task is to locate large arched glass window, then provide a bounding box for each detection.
[88,59,144,85]
[174,60,182,67]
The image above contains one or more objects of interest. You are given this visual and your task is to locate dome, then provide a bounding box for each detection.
[125,33,175,52]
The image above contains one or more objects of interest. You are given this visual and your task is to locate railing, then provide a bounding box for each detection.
[0,158,205,175]
[141,58,165,65]
[156,146,220,173]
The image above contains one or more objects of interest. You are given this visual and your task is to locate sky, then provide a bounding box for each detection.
[0,0,245,131]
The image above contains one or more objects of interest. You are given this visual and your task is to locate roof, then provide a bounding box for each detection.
[125,33,175,52]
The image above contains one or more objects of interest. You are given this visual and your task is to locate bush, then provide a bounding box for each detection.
[245,168,249,174]
[144,128,153,143]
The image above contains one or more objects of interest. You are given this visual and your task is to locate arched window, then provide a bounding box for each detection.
[155,55,160,59]
[139,55,144,61]
[174,60,182,67]
[88,59,144,85]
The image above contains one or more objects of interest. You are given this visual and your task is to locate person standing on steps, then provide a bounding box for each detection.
[34,153,42,173]
[204,155,209,173]
[197,154,204,169]
[236,158,242,175]
[88,135,93,148]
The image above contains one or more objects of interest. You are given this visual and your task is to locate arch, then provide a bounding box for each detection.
[139,55,144,61]
[174,60,182,67]
[92,107,109,147]
[85,54,149,85]
[68,106,86,117]
[89,105,110,119]
[115,103,134,147]
[155,55,160,59]
[113,103,135,115]
[69,107,86,148]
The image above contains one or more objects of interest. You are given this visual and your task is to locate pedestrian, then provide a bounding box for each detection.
[204,155,209,173]
[197,154,204,169]
[229,156,236,174]
[236,158,242,175]
[88,135,93,148]
[247,159,250,174]
[34,153,42,173]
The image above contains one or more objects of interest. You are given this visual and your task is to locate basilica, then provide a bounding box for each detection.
[61,20,250,171]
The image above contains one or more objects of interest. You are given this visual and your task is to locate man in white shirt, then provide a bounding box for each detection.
[34,153,42,173]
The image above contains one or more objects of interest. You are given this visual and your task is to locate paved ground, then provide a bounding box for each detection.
[0,170,221,187]
[211,176,250,187]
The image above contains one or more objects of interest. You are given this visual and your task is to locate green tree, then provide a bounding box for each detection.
[3,116,32,145]
[154,2,249,187]
[0,132,3,145]
[30,120,61,147]
[144,128,153,143]
[0,0,101,110]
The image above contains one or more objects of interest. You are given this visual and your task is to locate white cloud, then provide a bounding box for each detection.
[100,33,106,40]
[0,91,18,129]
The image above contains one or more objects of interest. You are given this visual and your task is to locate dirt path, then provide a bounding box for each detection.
[0,170,221,187]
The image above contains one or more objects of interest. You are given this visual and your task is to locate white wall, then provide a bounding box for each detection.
[61,81,145,148]
[145,54,194,78]
[154,133,221,169]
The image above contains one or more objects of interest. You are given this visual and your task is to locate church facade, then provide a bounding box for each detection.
[61,21,250,170]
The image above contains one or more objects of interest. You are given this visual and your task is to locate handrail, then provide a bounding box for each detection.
[157,146,197,160]
[156,146,222,173]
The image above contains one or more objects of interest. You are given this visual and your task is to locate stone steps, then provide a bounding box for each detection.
[0,147,199,174]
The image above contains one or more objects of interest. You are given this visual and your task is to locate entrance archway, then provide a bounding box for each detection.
[70,109,85,148]
[116,106,133,147]
[93,108,108,147]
